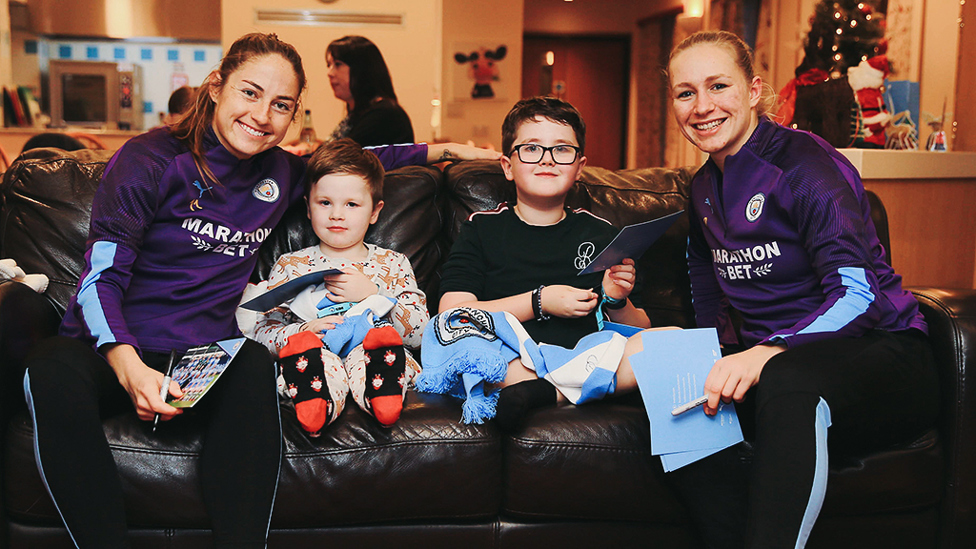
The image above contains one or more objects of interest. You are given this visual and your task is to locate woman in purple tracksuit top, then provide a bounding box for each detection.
[665,31,939,548]
[21,33,494,548]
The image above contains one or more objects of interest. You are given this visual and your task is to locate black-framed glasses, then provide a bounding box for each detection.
[509,143,581,165]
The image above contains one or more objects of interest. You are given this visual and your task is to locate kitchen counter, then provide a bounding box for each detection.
[0,127,141,162]
[838,149,976,289]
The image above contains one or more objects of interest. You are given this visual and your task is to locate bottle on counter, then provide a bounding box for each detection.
[299,109,317,148]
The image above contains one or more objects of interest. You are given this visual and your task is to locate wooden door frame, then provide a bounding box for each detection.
[522,33,631,169]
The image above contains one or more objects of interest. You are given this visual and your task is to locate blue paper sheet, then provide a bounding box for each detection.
[629,328,744,471]
[577,210,684,275]
[660,446,732,472]
[239,268,342,312]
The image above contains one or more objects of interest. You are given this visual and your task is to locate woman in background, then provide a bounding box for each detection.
[326,35,414,147]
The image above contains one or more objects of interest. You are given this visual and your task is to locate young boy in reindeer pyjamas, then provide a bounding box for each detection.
[246,139,428,436]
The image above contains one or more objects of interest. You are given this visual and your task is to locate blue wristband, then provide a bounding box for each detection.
[601,288,627,310]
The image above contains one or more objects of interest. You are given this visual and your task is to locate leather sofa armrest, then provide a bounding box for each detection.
[909,286,976,547]
[0,280,61,422]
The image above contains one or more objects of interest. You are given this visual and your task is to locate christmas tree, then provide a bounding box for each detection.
[796,0,887,79]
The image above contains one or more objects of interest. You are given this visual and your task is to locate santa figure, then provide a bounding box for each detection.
[847,55,891,148]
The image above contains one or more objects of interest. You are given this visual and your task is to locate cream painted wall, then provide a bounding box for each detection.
[440,0,523,150]
[10,29,40,97]
[220,0,442,145]
[918,0,960,138]
[756,0,817,94]
[1,2,12,91]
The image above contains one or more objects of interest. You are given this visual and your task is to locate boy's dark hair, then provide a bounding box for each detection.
[303,138,385,204]
[501,96,586,156]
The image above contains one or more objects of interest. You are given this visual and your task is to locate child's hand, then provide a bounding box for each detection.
[301,316,344,334]
[542,285,599,318]
[603,258,637,302]
[322,267,379,303]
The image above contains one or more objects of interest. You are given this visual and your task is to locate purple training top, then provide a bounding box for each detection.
[687,119,925,348]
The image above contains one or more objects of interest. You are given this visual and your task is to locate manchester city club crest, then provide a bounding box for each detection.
[252,178,280,203]
[434,307,497,345]
[745,192,765,222]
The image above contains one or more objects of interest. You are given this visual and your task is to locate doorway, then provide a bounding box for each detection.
[522,35,630,170]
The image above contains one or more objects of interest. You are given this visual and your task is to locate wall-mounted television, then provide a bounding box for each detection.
[47,60,143,130]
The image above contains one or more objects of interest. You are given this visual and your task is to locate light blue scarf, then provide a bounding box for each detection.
[418,307,626,424]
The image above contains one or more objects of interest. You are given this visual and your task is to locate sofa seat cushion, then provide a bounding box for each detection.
[501,399,688,524]
[820,428,942,516]
[502,401,943,523]
[4,392,501,528]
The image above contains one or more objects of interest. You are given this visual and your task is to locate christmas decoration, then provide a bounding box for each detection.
[848,55,891,148]
[884,111,919,150]
[924,100,949,152]
[799,0,888,79]
[778,1,890,148]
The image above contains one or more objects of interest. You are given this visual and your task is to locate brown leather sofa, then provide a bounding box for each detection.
[1,148,974,548]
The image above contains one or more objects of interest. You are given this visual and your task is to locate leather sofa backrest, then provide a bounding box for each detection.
[0,148,894,329]
[865,189,891,266]
[0,148,114,313]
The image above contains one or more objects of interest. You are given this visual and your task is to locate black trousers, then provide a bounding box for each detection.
[667,329,940,549]
[24,336,283,549]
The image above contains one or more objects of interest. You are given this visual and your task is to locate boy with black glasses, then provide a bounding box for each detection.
[422,97,654,431]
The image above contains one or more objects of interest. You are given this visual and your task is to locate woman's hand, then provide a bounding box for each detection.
[105,344,183,422]
[603,258,637,302]
[702,343,785,415]
[427,142,502,163]
[322,267,378,303]
[301,315,344,334]
[542,285,599,318]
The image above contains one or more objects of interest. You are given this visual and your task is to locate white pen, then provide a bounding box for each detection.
[671,395,709,416]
